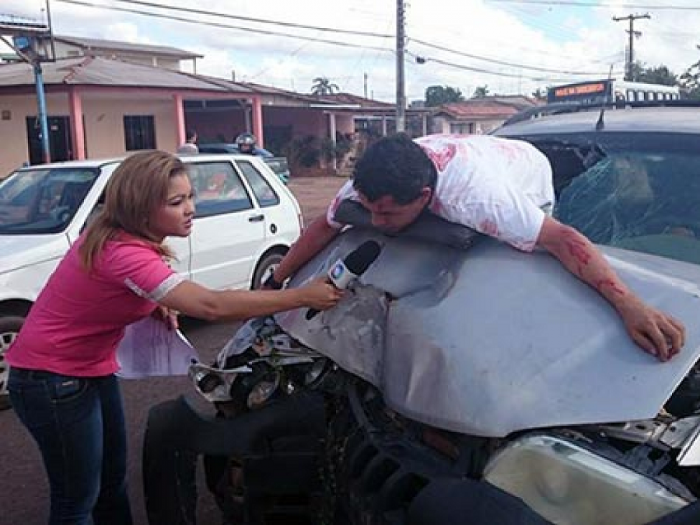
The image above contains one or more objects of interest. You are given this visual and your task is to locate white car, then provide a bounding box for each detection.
[0,153,303,408]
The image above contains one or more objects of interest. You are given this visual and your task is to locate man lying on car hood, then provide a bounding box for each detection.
[265,133,685,362]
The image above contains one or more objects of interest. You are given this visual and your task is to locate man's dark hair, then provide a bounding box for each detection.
[186,129,197,142]
[353,133,437,204]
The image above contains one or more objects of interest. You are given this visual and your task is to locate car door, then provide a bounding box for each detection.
[185,160,265,290]
[234,158,301,246]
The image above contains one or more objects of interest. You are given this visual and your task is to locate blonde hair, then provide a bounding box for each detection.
[79,150,188,270]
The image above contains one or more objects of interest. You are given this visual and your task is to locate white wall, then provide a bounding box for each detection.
[433,115,507,135]
[52,41,182,70]
[52,41,83,59]
[474,119,506,134]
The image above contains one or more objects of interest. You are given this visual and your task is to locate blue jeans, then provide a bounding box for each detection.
[8,368,133,525]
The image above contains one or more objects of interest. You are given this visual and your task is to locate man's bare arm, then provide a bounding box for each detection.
[271,216,340,284]
[537,216,685,361]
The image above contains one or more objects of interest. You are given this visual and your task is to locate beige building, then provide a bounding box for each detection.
[0,34,433,178]
[50,35,202,72]
[0,56,261,176]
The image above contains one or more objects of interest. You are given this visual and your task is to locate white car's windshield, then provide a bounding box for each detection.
[0,167,99,234]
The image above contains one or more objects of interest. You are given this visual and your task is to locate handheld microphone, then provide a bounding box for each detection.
[306,240,382,320]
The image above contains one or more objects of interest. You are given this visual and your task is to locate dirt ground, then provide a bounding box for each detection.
[287,175,347,224]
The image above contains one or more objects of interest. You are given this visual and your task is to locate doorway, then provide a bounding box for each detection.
[26,116,74,165]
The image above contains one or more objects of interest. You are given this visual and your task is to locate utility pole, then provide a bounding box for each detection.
[613,13,650,81]
[0,1,55,165]
[396,0,406,133]
[364,72,368,99]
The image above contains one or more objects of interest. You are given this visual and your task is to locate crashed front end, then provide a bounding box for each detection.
[145,223,700,524]
[271,227,700,524]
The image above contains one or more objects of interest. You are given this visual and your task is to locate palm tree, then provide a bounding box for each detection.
[472,85,490,98]
[310,77,339,96]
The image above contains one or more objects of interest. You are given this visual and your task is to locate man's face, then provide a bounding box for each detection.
[358,188,432,234]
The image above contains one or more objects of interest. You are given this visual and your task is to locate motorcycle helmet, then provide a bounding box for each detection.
[235,132,257,154]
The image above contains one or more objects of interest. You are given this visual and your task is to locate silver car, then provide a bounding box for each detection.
[146,103,700,524]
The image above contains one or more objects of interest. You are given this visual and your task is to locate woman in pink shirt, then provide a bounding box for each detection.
[6,151,341,525]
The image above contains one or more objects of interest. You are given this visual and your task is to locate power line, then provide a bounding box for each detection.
[613,13,651,80]
[248,40,310,81]
[410,36,616,75]
[55,0,394,54]
[56,0,620,81]
[404,15,607,63]
[107,0,393,39]
[486,0,700,11]
[406,51,586,83]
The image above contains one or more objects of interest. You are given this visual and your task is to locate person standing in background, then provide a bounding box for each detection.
[235,132,271,157]
[177,129,199,154]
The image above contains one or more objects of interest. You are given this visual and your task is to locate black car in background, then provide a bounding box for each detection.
[197,143,291,184]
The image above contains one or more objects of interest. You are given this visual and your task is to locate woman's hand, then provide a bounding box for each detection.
[298,277,344,311]
[152,305,179,330]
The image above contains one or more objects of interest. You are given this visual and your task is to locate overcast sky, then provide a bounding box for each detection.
[2,0,699,102]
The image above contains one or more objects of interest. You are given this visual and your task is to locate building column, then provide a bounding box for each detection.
[251,96,264,147]
[244,105,251,136]
[422,114,428,136]
[381,115,387,136]
[328,112,337,170]
[173,93,186,148]
[68,88,86,160]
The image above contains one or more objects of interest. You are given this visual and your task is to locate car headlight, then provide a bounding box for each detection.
[483,434,692,525]
[247,371,281,409]
[188,362,250,403]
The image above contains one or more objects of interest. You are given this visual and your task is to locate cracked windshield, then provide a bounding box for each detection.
[3,1,700,525]
[553,137,700,265]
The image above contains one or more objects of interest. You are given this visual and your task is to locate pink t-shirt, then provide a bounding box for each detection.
[327,135,555,252]
[7,234,184,377]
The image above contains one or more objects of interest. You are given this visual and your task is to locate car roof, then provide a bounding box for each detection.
[494,105,700,137]
[12,152,267,171]
[198,143,274,155]
[198,143,237,149]
[14,158,124,171]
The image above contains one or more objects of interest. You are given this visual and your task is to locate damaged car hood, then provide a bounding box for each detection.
[276,228,700,438]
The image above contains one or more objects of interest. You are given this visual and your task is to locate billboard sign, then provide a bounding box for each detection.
[0,1,50,35]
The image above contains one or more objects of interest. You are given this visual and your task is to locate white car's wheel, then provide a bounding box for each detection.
[0,316,23,410]
[252,252,285,290]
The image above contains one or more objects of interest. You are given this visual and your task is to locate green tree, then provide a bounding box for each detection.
[629,61,678,86]
[424,85,464,107]
[310,77,339,96]
[472,85,490,98]
[680,60,700,100]
[531,87,546,100]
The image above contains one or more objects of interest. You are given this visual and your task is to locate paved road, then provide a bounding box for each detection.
[0,176,345,525]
